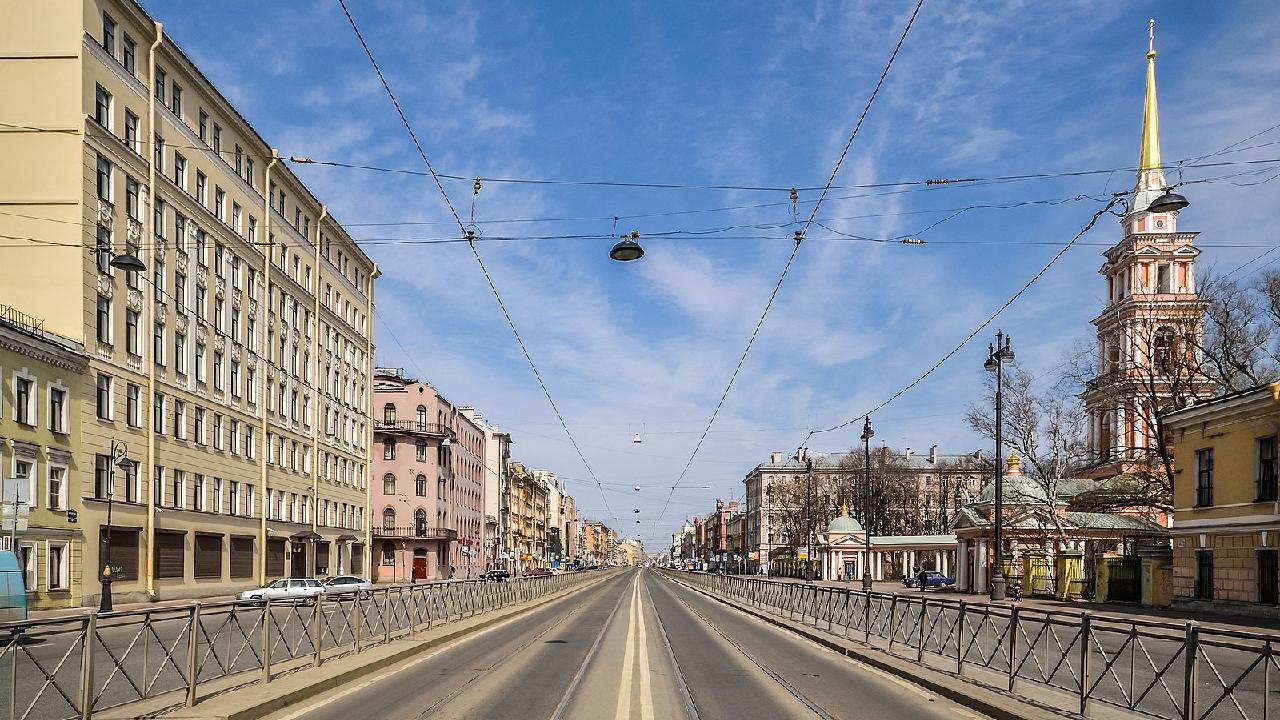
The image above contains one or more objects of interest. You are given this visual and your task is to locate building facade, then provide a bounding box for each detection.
[0,309,89,609]
[459,407,509,571]
[506,461,547,571]
[1165,384,1280,617]
[0,0,377,604]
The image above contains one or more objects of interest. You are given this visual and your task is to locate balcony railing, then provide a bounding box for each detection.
[374,525,459,540]
[375,419,451,437]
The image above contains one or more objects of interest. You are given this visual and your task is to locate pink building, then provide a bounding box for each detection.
[371,369,486,582]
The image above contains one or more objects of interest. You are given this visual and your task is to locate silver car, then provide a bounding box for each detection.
[322,575,374,595]
[238,578,325,602]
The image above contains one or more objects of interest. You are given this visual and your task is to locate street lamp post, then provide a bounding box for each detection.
[984,330,1015,601]
[796,448,815,582]
[860,416,874,592]
[100,440,132,613]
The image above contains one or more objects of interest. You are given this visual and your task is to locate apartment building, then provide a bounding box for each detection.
[459,407,510,571]
[371,370,486,581]
[506,461,548,570]
[0,0,376,603]
[1165,384,1280,618]
[0,308,88,609]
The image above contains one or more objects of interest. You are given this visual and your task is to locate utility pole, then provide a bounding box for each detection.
[985,331,1015,601]
[861,417,874,592]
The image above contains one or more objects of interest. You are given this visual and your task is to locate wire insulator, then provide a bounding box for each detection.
[793,230,804,245]
[901,237,926,244]
[473,178,482,195]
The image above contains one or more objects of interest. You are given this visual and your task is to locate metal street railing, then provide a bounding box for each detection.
[1,570,614,720]
[661,570,1280,720]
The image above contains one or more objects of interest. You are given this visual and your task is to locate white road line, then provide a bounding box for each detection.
[615,575,638,719]
[636,575,655,720]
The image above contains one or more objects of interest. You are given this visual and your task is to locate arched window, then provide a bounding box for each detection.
[1100,412,1113,461]
[382,507,396,530]
[383,403,396,424]
[383,473,396,495]
[415,508,427,535]
[1153,326,1175,370]
[416,405,427,429]
[415,474,426,496]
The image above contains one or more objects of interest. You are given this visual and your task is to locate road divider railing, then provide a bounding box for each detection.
[660,570,1280,720]
[1,570,618,720]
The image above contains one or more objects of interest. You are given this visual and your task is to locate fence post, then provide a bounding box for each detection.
[1007,605,1018,692]
[918,596,927,662]
[312,596,324,668]
[261,599,272,683]
[956,600,966,676]
[1182,621,1199,720]
[79,612,97,720]
[1079,612,1092,717]
[887,594,898,649]
[186,602,202,707]
[354,592,364,653]
[864,591,872,644]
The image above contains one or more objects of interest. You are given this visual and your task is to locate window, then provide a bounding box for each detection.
[96,374,112,420]
[230,360,240,396]
[212,124,222,154]
[193,474,205,511]
[229,481,240,516]
[194,407,206,445]
[171,469,185,509]
[126,383,140,427]
[43,464,66,511]
[416,474,426,497]
[213,478,223,513]
[198,110,208,141]
[96,295,112,344]
[94,85,112,129]
[153,392,164,435]
[381,542,395,566]
[213,352,223,390]
[229,419,239,455]
[1195,448,1214,507]
[234,145,243,175]
[12,460,31,512]
[1260,549,1278,605]
[154,532,184,579]
[102,13,116,55]
[174,152,186,190]
[195,342,205,383]
[123,35,136,74]
[125,176,140,219]
[14,376,33,425]
[173,399,186,438]
[154,66,166,101]
[46,541,68,591]
[1259,436,1278,502]
[383,403,396,424]
[175,332,186,374]
[96,225,112,274]
[96,154,112,201]
[170,83,182,116]
[49,386,67,432]
[154,134,165,173]
[416,441,426,463]
[153,322,164,366]
[213,413,223,450]
[383,473,396,495]
[174,211,185,250]
[215,187,225,221]
[196,171,207,206]
[174,272,186,314]
[123,460,137,503]
[1195,550,1214,600]
[194,534,221,578]
[415,509,427,535]
[232,203,242,236]
[246,158,255,188]
[125,309,140,356]
[152,465,164,506]
[1157,263,1171,293]
[383,439,395,461]
[94,455,111,499]
[383,508,395,531]
[124,110,139,152]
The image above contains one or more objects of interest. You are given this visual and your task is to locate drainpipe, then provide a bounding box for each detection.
[144,20,164,599]
[311,207,324,559]
[259,150,278,585]
[365,263,379,576]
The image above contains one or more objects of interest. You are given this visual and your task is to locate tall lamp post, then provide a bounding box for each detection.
[860,416,875,592]
[100,440,132,613]
[795,448,815,582]
[984,331,1015,601]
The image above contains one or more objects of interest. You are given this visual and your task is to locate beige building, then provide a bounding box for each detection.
[506,461,547,570]
[0,0,377,604]
[0,308,89,609]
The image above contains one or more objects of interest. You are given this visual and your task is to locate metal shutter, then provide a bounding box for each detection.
[154,531,186,579]
[230,537,254,578]
[266,538,286,577]
[104,528,140,580]
[351,544,364,575]
[194,534,223,578]
[315,542,330,576]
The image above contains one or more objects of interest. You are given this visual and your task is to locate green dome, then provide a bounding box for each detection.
[826,513,863,534]
[979,474,1052,504]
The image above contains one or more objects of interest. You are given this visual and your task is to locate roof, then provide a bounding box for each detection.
[872,534,956,546]
[1063,512,1167,532]
[825,514,863,534]
[753,449,988,472]
[978,473,1052,504]
[952,506,1166,535]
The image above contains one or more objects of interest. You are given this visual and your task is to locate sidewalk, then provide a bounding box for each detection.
[719,573,1280,634]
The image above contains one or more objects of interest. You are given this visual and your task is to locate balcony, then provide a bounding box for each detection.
[374,525,459,540]
[375,419,452,438]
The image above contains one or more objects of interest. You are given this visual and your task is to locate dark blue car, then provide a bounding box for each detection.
[902,570,954,588]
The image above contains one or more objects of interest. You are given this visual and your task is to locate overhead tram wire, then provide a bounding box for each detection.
[333,0,619,527]
[652,0,928,533]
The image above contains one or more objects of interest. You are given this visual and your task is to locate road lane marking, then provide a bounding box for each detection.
[636,575,655,720]
[615,574,638,719]
[550,571,635,720]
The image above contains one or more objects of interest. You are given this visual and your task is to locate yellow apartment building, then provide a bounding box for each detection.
[0,0,377,604]
[1165,383,1280,618]
[0,307,89,609]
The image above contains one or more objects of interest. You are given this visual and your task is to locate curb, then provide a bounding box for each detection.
[101,571,623,720]
[661,574,1068,720]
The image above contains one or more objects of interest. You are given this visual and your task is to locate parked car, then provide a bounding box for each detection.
[479,569,511,582]
[322,575,374,594]
[902,571,955,588]
[238,578,325,602]
[522,568,552,578]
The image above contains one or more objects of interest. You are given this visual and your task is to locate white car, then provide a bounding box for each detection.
[322,575,374,594]
[238,578,325,602]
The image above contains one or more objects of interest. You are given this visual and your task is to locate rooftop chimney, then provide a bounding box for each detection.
[930,445,938,464]
[903,447,912,460]
[770,451,782,464]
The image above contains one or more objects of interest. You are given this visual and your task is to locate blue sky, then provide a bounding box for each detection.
[144,1,1280,548]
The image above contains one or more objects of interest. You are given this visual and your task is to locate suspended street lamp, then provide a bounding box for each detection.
[610,230,644,262]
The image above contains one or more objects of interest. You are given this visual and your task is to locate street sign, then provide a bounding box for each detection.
[1,479,31,504]
[1,518,29,532]
[66,509,78,523]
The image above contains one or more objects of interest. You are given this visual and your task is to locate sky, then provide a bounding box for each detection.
[142,0,1280,550]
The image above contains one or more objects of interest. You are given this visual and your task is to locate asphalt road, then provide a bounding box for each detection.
[268,568,987,720]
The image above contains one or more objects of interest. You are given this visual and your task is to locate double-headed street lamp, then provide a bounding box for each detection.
[984,330,1015,601]
[100,439,134,613]
[795,448,815,582]
[860,416,874,592]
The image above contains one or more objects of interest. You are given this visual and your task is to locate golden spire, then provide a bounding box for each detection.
[1139,18,1162,173]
